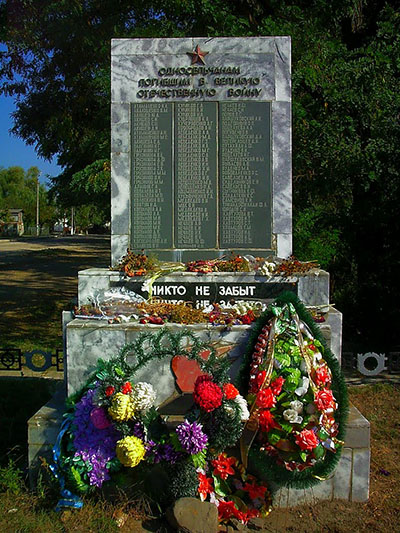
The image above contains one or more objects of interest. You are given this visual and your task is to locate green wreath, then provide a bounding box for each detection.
[236,291,348,489]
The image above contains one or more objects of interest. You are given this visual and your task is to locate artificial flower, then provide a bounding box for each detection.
[315,365,331,387]
[108,392,135,422]
[295,377,310,397]
[256,387,276,409]
[233,394,250,421]
[290,400,304,413]
[90,407,111,430]
[270,376,285,396]
[217,500,238,521]
[223,383,239,400]
[176,420,208,454]
[211,454,237,480]
[105,385,115,397]
[197,471,214,501]
[295,429,319,451]
[73,389,120,488]
[283,409,303,424]
[258,409,278,433]
[121,381,133,394]
[243,480,268,500]
[315,389,336,411]
[131,382,156,412]
[193,375,223,412]
[255,370,266,390]
[116,435,146,467]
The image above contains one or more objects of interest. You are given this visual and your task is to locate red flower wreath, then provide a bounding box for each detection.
[193,375,223,412]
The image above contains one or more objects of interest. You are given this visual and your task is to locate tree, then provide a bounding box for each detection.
[1,0,400,347]
[0,165,56,228]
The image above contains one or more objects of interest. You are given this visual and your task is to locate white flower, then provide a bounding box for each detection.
[295,377,309,397]
[234,394,250,421]
[283,409,303,424]
[224,394,250,421]
[290,400,304,413]
[131,382,156,411]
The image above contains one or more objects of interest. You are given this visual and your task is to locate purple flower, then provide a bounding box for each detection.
[145,441,182,464]
[131,419,145,440]
[175,420,208,455]
[72,389,121,488]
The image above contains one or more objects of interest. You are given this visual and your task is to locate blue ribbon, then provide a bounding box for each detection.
[50,416,84,511]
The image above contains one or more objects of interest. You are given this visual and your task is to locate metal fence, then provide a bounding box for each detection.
[0,348,63,373]
[0,347,399,376]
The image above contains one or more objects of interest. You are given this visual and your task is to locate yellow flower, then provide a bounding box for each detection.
[108,392,135,422]
[116,436,146,468]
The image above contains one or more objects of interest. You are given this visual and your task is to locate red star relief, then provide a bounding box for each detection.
[187,44,208,65]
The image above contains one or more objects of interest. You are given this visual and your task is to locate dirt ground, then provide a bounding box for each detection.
[0,235,110,351]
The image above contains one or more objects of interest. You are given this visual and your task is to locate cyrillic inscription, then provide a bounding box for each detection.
[219,102,271,248]
[174,103,217,248]
[131,103,173,248]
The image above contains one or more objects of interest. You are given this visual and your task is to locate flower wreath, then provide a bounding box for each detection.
[237,291,348,489]
[52,329,271,522]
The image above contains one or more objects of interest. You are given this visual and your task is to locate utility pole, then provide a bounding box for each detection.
[71,207,75,235]
[36,174,40,236]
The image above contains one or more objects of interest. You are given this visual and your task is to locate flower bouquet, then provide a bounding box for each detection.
[51,330,252,511]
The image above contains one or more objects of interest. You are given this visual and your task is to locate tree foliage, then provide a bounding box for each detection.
[0,166,56,227]
[1,0,400,347]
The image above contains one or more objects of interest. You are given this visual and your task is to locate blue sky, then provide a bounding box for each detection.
[0,94,62,186]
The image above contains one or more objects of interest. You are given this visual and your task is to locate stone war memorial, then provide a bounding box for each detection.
[29,37,370,523]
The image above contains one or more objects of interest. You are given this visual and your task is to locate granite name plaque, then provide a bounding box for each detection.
[130,101,271,252]
[112,279,297,307]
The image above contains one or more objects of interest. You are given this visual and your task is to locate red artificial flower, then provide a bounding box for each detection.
[256,387,276,409]
[295,429,319,451]
[243,480,268,500]
[193,375,223,412]
[315,389,336,411]
[223,383,239,400]
[197,472,214,501]
[315,365,331,387]
[270,376,285,396]
[121,381,133,394]
[105,385,115,397]
[217,500,238,521]
[255,370,266,390]
[240,313,253,325]
[258,409,278,433]
[211,453,237,480]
